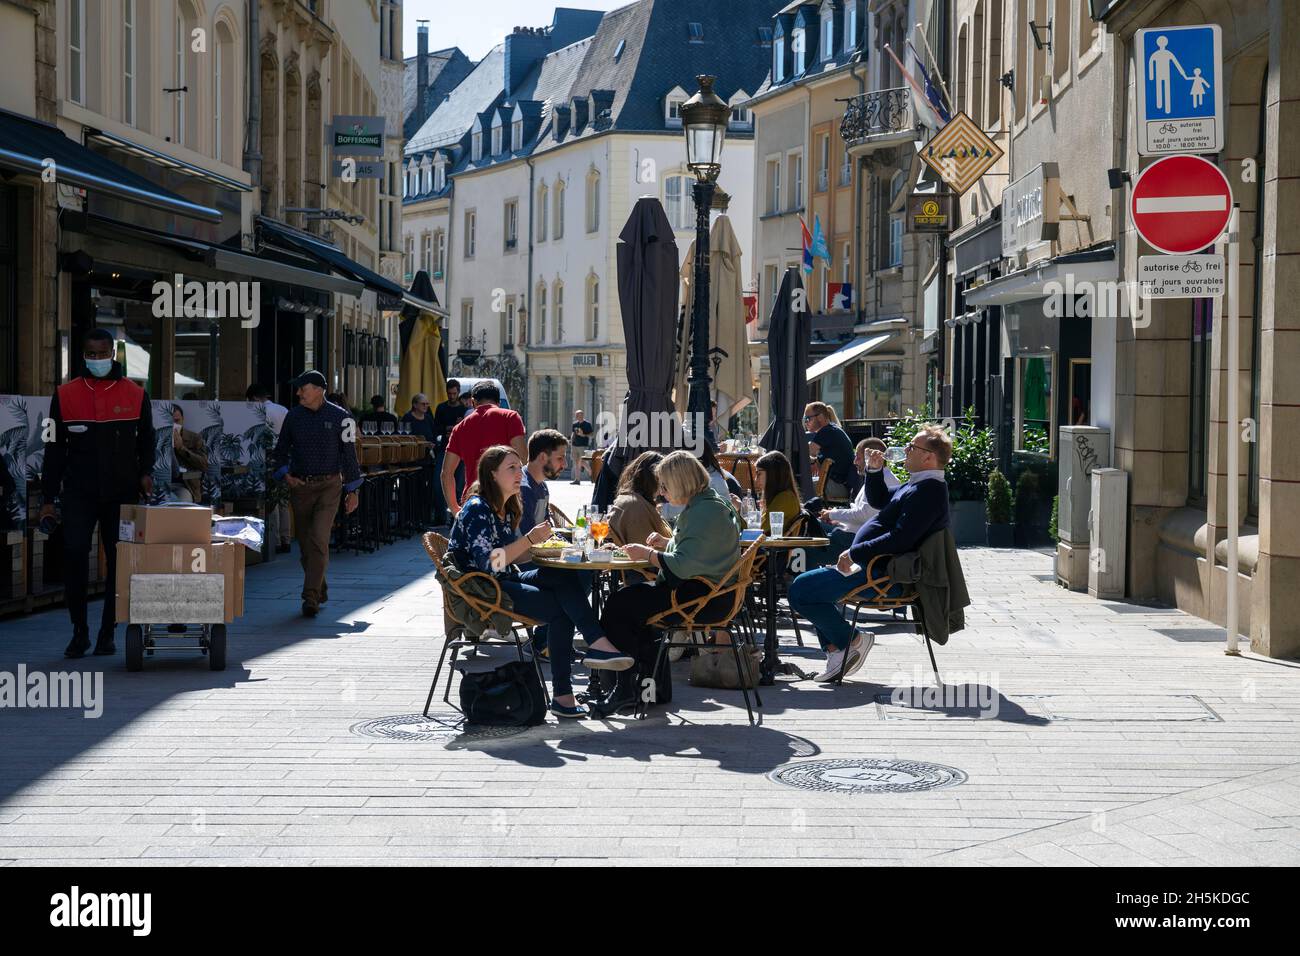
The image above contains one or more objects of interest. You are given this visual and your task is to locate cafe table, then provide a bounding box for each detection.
[756,535,829,684]
[531,548,654,615]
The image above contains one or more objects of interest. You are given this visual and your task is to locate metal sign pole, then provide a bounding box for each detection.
[1226,204,1240,656]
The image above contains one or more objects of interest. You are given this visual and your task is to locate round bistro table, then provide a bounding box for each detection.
[756,536,829,684]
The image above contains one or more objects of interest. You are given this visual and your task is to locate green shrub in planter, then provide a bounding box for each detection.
[1049,494,1059,543]
[986,469,1014,547]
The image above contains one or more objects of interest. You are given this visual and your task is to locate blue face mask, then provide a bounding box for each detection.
[85,358,113,378]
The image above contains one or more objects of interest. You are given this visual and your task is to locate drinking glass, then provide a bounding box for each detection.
[590,510,609,548]
[885,446,907,464]
[769,511,784,538]
[745,509,762,531]
[381,421,394,435]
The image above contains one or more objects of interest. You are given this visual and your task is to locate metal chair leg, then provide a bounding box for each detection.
[639,636,670,720]
[727,632,756,726]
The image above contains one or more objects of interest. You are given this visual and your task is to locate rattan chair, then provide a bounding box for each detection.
[548,503,572,527]
[642,536,766,725]
[838,550,940,687]
[421,531,549,716]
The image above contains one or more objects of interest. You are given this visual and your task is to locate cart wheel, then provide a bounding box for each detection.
[125,625,144,672]
[209,623,227,671]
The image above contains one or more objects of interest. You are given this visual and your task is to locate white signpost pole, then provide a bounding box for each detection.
[1226,204,1240,656]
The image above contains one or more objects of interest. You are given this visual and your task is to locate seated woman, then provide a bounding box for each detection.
[606,451,669,547]
[753,450,802,534]
[660,444,741,523]
[582,451,742,717]
[446,444,605,719]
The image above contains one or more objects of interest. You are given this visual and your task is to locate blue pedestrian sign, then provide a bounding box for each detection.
[1136,24,1223,155]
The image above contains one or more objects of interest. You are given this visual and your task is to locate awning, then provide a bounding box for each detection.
[805,333,891,383]
[258,217,404,307]
[965,244,1118,306]
[86,129,252,192]
[0,110,222,223]
[80,215,365,296]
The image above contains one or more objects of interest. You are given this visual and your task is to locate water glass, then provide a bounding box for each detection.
[885,446,907,464]
[769,511,784,538]
[745,509,762,531]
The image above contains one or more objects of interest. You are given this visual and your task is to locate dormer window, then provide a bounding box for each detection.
[434,158,446,192]
[774,34,785,82]
[471,130,482,161]
[729,90,752,129]
[820,3,834,61]
[687,22,703,43]
[793,26,807,75]
[491,124,502,156]
[406,159,419,196]
[511,118,523,152]
[844,1,858,53]
[664,86,687,127]
[421,158,432,194]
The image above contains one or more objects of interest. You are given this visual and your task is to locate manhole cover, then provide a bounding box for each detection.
[349,713,527,743]
[768,758,966,794]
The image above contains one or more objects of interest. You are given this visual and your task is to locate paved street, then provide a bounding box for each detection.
[1,482,1298,866]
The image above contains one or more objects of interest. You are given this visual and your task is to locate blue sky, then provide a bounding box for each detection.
[403,0,631,61]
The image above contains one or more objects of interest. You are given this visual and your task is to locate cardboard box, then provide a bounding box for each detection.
[115,541,245,622]
[118,504,213,545]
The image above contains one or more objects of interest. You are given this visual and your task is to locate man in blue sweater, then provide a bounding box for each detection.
[788,424,952,682]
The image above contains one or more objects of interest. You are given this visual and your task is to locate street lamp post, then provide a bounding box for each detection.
[680,75,729,439]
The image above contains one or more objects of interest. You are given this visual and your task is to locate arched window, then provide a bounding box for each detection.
[537,183,549,241]
[553,179,566,239]
[535,282,547,344]
[586,274,600,340]
[585,168,600,233]
[122,0,136,123]
[214,21,238,163]
[553,280,565,341]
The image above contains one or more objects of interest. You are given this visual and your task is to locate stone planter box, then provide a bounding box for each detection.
[986,523,1014,548]
[949,500,986,546]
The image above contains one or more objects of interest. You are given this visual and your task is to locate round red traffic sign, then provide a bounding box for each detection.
[1130,155,1233,255]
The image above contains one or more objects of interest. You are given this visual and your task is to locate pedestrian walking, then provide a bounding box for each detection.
[441,381,526,511]
[270,370,362,617]
[569,409,593,484]
[40,327,156,658]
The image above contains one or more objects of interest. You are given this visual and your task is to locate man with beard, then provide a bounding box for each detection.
[520,429,569,530]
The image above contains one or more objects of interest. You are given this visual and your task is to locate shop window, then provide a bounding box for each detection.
[1017,354,1053,456]
[865,362,903,418]
[1068,359,1091,426]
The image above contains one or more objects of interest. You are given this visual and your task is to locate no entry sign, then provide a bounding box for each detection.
[1130,154,1232,254]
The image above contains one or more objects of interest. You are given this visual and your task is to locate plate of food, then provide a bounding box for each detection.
[530,537,570,559]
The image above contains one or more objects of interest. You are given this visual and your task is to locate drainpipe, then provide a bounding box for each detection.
[243,0,262,194]
[525,155,535,417]
[850,60,866,332]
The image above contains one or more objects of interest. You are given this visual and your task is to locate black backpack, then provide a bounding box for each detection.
[459,661,547,727]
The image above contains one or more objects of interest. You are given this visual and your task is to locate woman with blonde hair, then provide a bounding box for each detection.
[446,445,606,719]
[581,450,742,716]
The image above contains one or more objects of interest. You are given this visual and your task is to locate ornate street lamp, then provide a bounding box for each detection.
[680,74,729,433]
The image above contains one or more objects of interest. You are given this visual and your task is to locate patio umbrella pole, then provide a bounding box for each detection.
[686,180,716,442]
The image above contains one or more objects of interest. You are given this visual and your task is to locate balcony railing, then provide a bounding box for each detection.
[840,88,917,148]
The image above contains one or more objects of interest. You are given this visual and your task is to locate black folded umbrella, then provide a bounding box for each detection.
[760,267,813,498]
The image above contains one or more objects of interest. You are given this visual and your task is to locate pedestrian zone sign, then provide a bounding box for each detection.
[919,112,1003,196]
[1136,24,1223,155]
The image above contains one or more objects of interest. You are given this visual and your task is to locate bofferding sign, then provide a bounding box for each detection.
[1002,162,1061,258]
[330,116,385,157]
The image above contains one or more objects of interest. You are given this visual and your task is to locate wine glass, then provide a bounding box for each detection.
[381,420,394,436]
[590,510,609,548]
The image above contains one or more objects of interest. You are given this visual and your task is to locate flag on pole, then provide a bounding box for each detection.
[800,217,814,273]
[907,40,952,123]
[884,44,946,131]
[810,214,832,267]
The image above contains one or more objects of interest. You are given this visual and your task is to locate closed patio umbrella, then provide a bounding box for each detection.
[675,215,753,425]
[397,271,447,413]
[594,197,680,509]
[759,267,813,499]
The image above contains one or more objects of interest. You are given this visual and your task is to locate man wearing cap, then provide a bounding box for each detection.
[40,327,156,658]
[271,370,362,617]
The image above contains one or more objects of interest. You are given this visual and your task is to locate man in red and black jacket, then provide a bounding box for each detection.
[40,328,156,658]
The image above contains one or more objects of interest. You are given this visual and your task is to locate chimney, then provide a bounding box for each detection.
[504,25,551,99]
[416,21,430,125]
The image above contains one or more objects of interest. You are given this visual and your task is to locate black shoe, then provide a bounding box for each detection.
[64,627,91,659]
[589,669,638,718]
[302,602,318,618]
[277,543,291,554]
[92,628,116,656]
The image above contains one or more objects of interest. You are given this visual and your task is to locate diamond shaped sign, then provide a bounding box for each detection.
[919,112,1003,195]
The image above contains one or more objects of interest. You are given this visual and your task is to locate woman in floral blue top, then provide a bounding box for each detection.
[447,444,603,718]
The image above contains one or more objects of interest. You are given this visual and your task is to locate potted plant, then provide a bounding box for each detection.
[986,469,1013,547]
[888,405,994,546]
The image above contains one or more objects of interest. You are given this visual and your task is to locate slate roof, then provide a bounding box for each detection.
[406,44,508,155]
[402,47,476,141]
[749,0,868,101]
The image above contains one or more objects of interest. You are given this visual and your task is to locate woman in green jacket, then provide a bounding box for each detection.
[582,451,742,715]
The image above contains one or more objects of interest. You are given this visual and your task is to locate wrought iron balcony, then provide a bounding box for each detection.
[839,88,919,150]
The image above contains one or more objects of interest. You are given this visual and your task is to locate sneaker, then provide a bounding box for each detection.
[583,647,636,671]
[814,649,846,683]
[64,627,91,659]
[843,631,875,679]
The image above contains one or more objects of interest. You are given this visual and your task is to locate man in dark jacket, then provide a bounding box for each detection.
[788,424,952,682]
[40,328,156,658]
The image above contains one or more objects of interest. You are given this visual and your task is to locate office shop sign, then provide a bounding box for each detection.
[1002,163,1061,259]
[330,115,385,180]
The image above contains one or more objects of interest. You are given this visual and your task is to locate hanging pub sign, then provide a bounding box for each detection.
[907,193,954,233]
[919,111,1003,195]
[330,116,385,156]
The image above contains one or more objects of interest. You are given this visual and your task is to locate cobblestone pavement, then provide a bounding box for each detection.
[1,480,1298,866]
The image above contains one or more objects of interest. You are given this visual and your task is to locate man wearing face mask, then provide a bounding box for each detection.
[40,328,156,658]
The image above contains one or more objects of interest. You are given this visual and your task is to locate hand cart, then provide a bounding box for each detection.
[123,573,228,672]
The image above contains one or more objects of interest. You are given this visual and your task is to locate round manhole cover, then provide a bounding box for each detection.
[768,758,967,794]
[349,713,527,743]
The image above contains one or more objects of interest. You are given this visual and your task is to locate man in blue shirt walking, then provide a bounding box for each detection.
[789,424,952,682]
[271,370,362,617]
